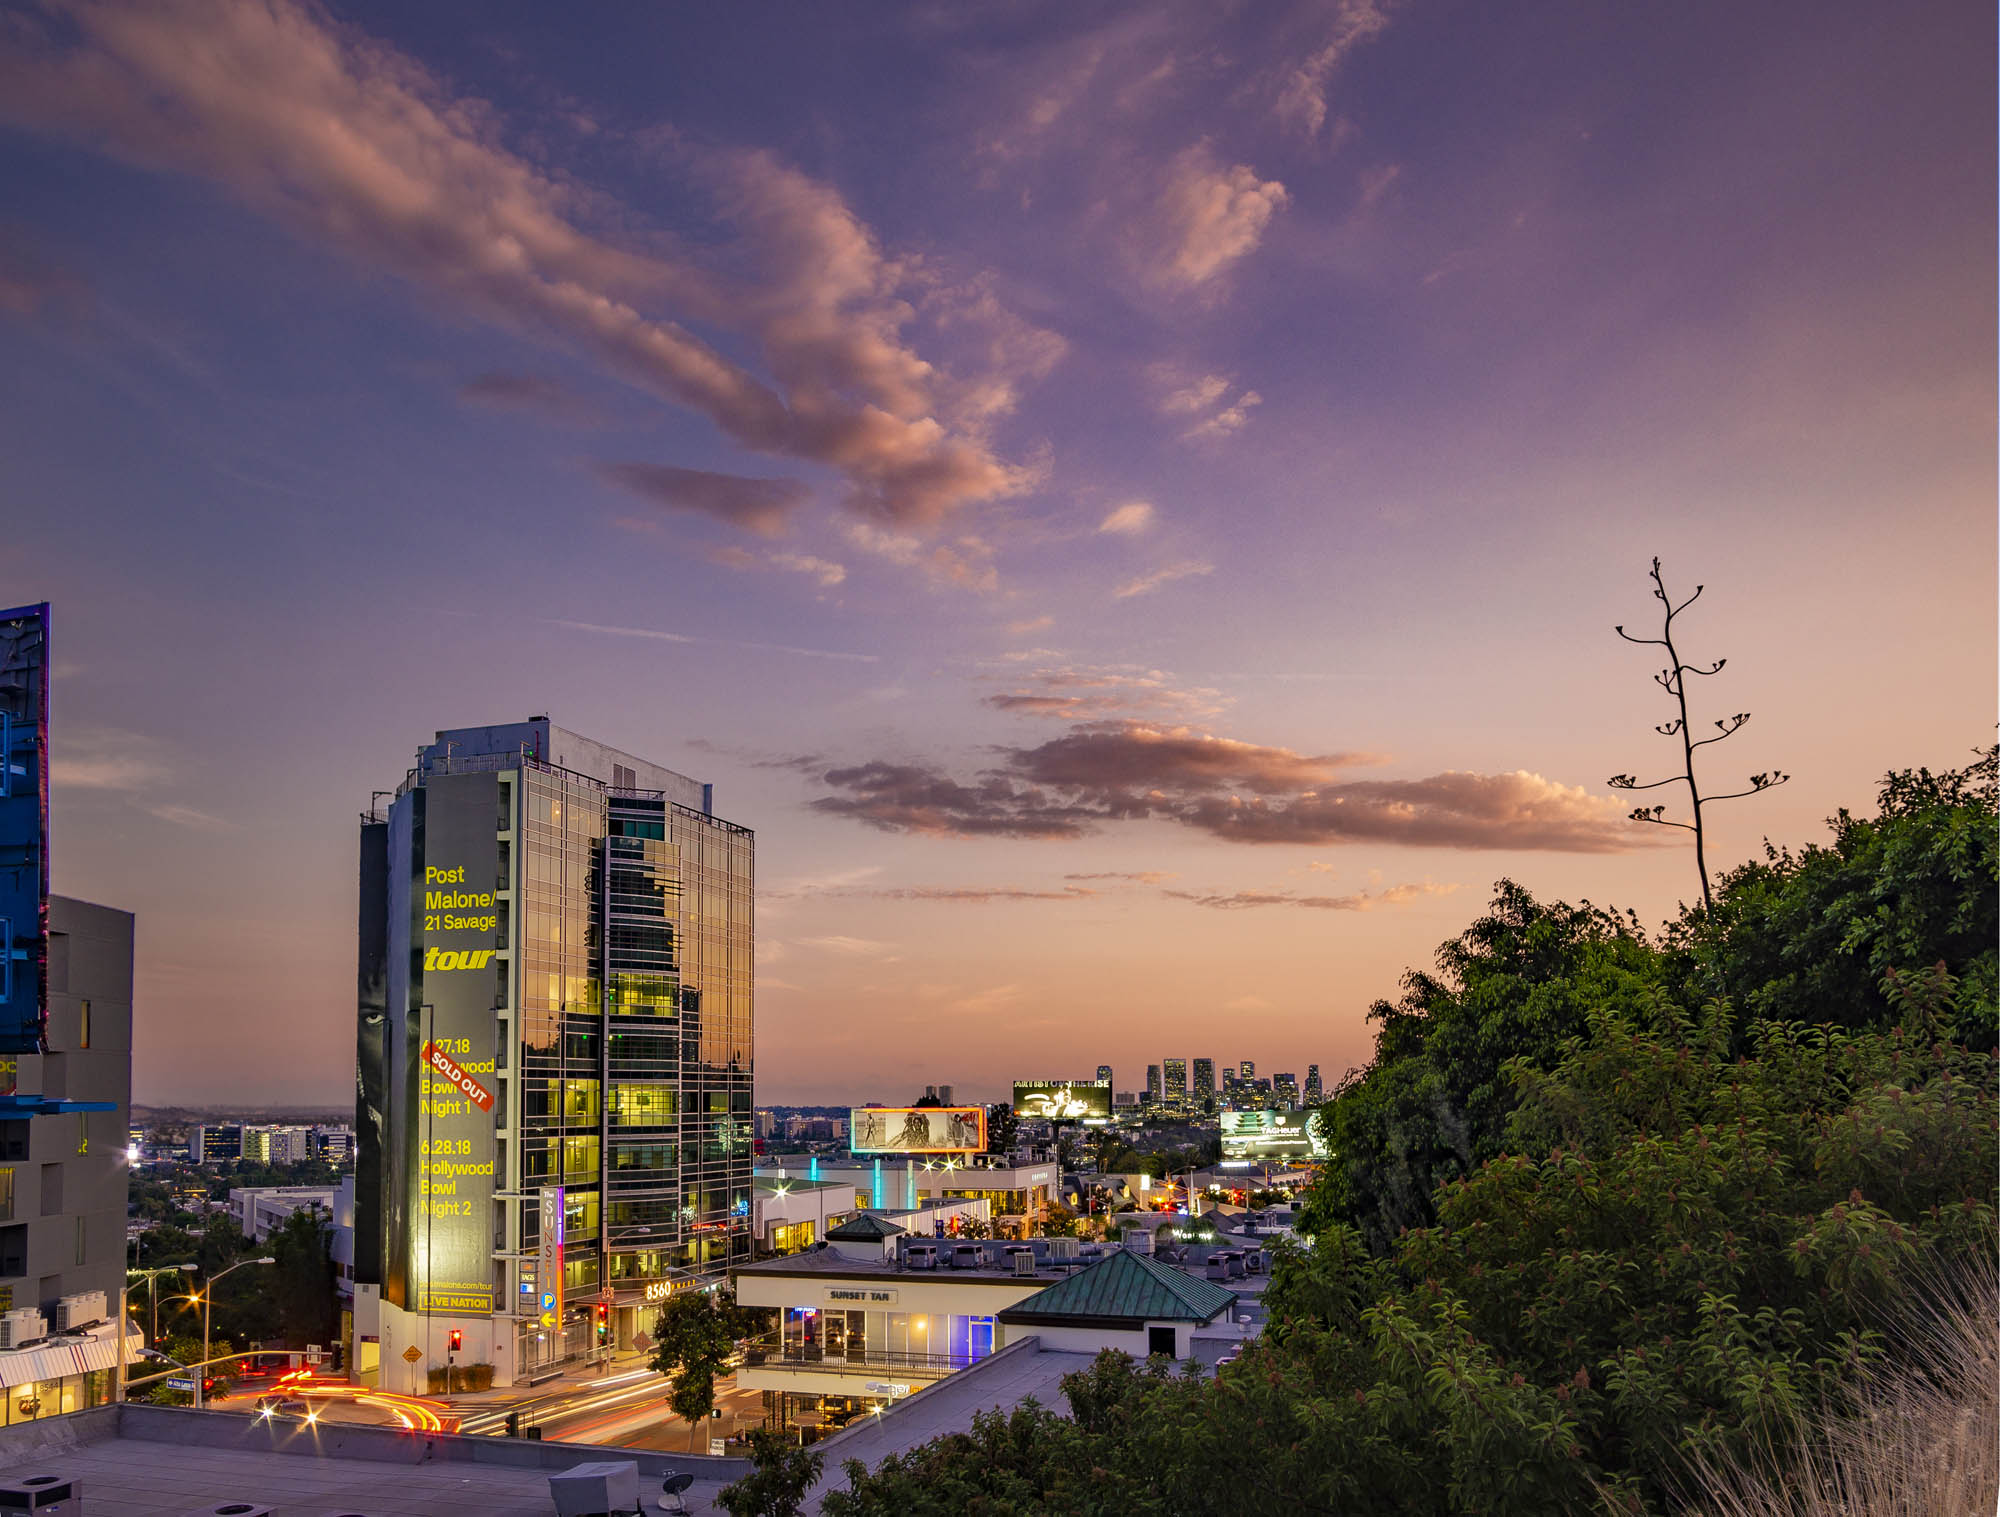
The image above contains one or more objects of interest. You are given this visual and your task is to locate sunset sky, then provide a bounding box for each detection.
[1,0,1991,1106]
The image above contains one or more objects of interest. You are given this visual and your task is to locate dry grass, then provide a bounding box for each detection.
[1675,1254,1998,1517]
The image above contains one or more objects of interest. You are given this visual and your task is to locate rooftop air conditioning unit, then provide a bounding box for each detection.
[1012,1251,1037,1277]
[0,1308,47,1349]
[56,1291,106,1331]
[1046,1237,1079,1260]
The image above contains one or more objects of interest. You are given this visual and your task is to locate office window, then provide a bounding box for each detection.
[74,1216,85,1267]
[0,1170,13,1223]
[78,1001,89,1050]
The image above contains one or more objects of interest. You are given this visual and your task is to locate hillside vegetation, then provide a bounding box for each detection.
[810,751,1998,1516]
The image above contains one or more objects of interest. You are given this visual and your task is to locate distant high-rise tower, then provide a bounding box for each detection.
[1239,1059,1255,1083]
[1162,1058,1188,1108]
[1305,1064,1323,1103]
[1096,1063,1113,1089]
[1191,1058,1215,1103]
[1145,1064,1162,1106]
[1273,1072,1300,1107]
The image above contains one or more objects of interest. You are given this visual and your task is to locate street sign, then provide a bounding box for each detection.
[709,1437,725,1457]
[402,1345,423,1364]
[633,1331,652,1351]
[165,1377,194,1392]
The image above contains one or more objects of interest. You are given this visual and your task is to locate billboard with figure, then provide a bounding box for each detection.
[1220,1109,1329,1160]
[1012,1080,1112,1122]
[849,1106,987,1154]
[0,604,49,1054]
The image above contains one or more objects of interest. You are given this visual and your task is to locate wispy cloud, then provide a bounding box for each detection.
[843,521,999,594]
[1114,560,1214,599]
[548,618,877,663]
[982,663,1227,722]
[456,371,604,427]
[710,546,848,588]
[1098,501,1155,535]
[1065,870,1177,884]
[1182,390,1262,440]
[598,462,810,537]
[809,720,1647,851]
[1166,881,1459,910]
[1272,1,1395,142]
[1150,144,1288,290]
[800,935,900,959]
[0,0,1048,527]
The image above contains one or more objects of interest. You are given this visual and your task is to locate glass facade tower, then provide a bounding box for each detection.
[1162,1058,1188,1109]
[1191,1058,1215,1104]
[355,720,752,1390]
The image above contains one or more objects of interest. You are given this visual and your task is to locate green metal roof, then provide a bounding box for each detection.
[825,1212,905,1240]
[997,1249,1237,1327]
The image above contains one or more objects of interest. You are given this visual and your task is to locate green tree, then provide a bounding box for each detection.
[984,1102,1019,1154]
[267,1205,337,1348]
[1304,882,1670,1250]
[650,1288,754,1452]
[1689,747,1997,1046]
[719,1427,824,1517]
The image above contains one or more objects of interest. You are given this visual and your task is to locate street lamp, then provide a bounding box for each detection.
[128,1263,198,1344]
[188,1256,275,1410]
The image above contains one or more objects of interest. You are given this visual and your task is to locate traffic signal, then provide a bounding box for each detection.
[448,1329,463,1354]
[594,1303,609,1341]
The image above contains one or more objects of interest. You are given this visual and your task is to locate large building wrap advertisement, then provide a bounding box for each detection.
[1012,1080,1112,1122]
[1220,1109,1330,1160]
[0,604,50,1057]
[850,1107,987,1154]
[410,772,501,1316]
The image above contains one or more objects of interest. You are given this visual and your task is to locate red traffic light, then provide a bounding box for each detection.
[448,1329,464,1353]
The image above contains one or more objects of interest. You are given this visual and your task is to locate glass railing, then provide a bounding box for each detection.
[739,1334,977,1379]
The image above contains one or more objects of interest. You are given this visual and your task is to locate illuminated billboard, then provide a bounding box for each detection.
[405,771,501,1316]
[1219,1109,1329,1161]
[1012,1080,1112,1122]
[850,1106,986,1154]
[0,604,49,1054]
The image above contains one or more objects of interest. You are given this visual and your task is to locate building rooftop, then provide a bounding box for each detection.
[823,1213,905,1241]
[0,1404,741,1516]
[997,1249,1239,1327]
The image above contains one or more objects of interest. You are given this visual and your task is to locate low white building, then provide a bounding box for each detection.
[996,1248,1239,1360]
[229,1186,334,1242]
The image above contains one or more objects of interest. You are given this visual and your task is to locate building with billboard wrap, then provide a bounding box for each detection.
[354,719,752,1392]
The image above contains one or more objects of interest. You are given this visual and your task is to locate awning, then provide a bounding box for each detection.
[0,1322,136,1387]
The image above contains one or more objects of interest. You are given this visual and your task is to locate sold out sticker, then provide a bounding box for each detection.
[423,1041,495,1112]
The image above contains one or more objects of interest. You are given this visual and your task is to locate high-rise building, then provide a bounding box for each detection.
[1095,1064,1112,1089]
[355,718,753,1392]
[1273,1072,1300,1107]
[1162,1058,1188,1108]
[1239,1060,1255,1083]
[1305,1065,1323,1104]
[0,604,135,1412]
[1191,1058,1215,1103]
[1144,1065,1162,1106]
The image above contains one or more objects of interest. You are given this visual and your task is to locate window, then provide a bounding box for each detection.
[1147,1326,1176,1358]
[74,1215,85,1267]
[0,1171,13,1223]
[78,1001,89,1050]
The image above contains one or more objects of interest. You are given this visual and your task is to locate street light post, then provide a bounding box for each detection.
[123,1263,197,1405]
[190,1256,275,1410]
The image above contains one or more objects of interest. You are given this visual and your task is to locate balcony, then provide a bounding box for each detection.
[739,1334,977,1382]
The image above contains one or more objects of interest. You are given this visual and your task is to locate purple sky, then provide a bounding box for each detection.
[0,0,1991,1105]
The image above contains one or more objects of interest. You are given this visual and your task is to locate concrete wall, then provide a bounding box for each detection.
[0,898,132,1322]
[0,1402,753,1480]
[1021,1320,1195,1359]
